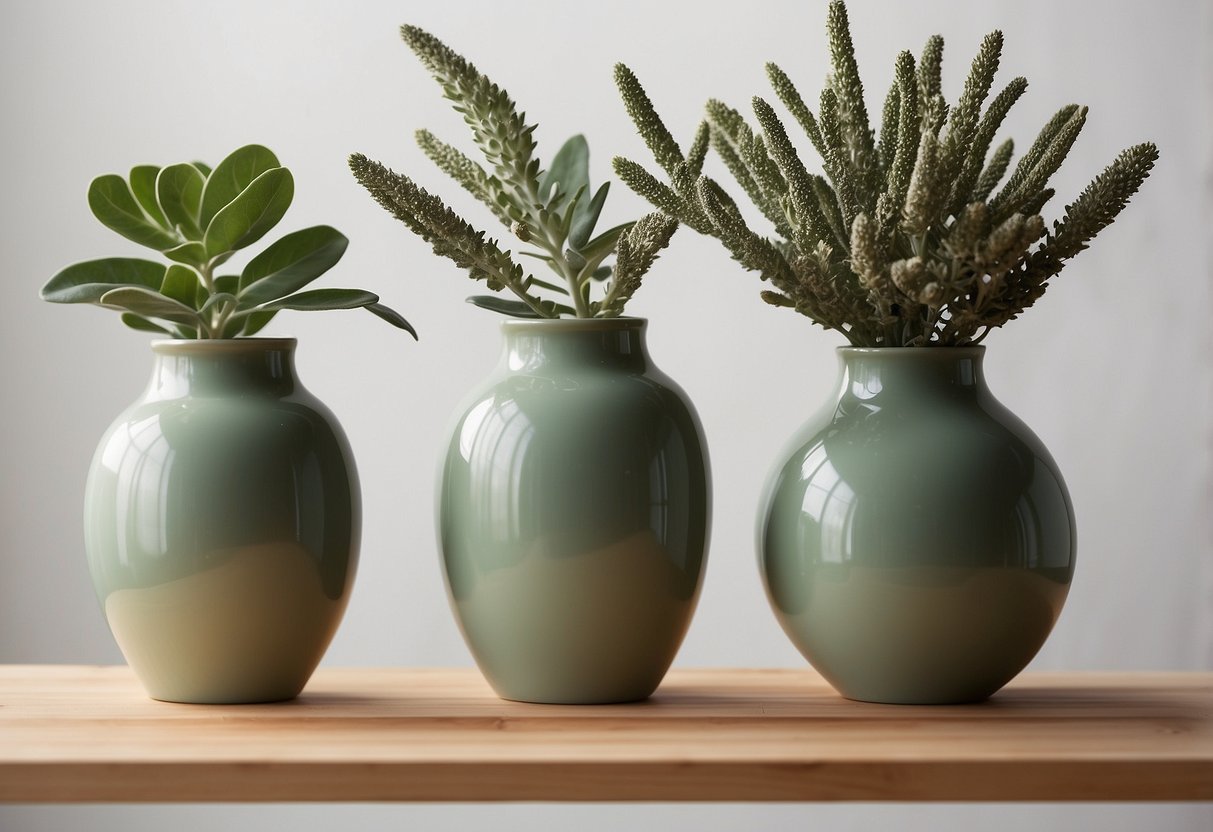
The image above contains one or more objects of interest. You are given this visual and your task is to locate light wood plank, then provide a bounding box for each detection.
[0,666,1209,802]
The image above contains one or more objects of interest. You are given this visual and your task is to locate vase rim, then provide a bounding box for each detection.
[837,345,985,357]
[150,337,297,355]
[500,317,646,333]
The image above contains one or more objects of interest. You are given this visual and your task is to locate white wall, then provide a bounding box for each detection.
[1,0,1209,829]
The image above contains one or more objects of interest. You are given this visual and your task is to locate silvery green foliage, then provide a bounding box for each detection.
[614,0,1158,346]
[43,145,415,339]
[350,25,676,319]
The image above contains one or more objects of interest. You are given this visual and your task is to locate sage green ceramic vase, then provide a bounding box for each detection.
[760,347,1075,704]
[83,339,359,704]
[439,318,710,704]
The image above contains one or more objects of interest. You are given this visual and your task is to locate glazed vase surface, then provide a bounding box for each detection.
[439,319,710,704]
[760,347,1075,704]
[84,339,360,703]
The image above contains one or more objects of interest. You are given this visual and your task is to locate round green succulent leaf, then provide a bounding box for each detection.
[50,144,413,338]
[203,167,294,258]
[155,164,206,241]
[88,175,180,251]
[98,286,201,326]
[159,264,202,309]
[129,165,169,228]
[238,225,349,304]
[162,241,207,267]
[256,287,376,312]
[120,313,173,335]
[41,258,167,304]
[213,275,240,297]
[238,310,278,336]
[198,144,281,229]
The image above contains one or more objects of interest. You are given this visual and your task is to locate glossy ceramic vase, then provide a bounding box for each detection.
[439,318,710,704]
[760,347,1075,704]
[83,339,360,704]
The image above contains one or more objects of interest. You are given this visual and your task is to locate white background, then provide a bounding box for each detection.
[1,0,1209,829]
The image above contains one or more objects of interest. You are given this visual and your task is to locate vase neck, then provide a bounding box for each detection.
[146,339,298,399]
[837,347,987,402]
[501,319,650,373]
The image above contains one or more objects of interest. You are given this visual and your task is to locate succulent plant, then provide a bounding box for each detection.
[614,0,1158,346]
[349,25,678,319]
[43,144,415,339]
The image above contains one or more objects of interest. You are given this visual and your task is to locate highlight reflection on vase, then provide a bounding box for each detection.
[84,339,359,704]
[760,347,1076,704]
[439,319,710,704]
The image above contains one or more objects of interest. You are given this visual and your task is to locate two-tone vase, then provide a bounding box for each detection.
[760,346,1076,704]
[439,318,711,704]
[84,338,359,704]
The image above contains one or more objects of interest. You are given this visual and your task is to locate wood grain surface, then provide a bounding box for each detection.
[1,666,1210,803]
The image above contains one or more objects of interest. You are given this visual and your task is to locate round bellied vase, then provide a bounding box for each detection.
[83,338,360,704]
[760,346,1076,704]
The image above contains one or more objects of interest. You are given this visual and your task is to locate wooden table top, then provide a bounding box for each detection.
[1,666,1210,803]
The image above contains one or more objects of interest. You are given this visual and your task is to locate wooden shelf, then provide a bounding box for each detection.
[1,666,1210,803]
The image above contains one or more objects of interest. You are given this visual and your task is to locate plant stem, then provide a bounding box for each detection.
[199,262,220,339]
[545,244,589,316]
[199,262,216,294]
[519,180,591,317]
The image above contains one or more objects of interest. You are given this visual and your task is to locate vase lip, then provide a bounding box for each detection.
[837,345,985,357]
[150,337,297,355]
[501,316,646,334]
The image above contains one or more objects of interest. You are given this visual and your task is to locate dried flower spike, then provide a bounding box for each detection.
[614,0,1158,345]
[351,26,679,318]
